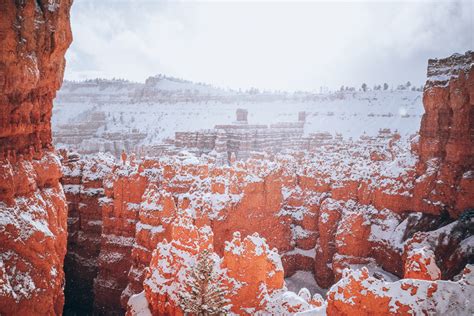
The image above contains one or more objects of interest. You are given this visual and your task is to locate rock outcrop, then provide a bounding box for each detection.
[326,265,474,315]
[222,231,285,314]
[93,159,148,314]
[0,1,72,314]
[416,51,474,217]
[142,216,215,315]
[174,110,306,161]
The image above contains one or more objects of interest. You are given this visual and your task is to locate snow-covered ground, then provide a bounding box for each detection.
[52,76,423,154]
[285,271,328,297]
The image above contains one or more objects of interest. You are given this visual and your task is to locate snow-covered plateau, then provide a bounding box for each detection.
[53,76,423,157]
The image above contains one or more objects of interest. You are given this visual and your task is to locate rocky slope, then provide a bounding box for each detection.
[0,1,72,314]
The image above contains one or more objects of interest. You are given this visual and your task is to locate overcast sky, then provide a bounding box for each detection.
[64,0,473,91]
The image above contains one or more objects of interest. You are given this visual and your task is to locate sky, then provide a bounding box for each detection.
[64,0,473,91]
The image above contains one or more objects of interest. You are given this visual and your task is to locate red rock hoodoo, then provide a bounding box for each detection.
[61,51,473,315]
[416,52,474,217]
[138,217,323,315]
[0,1,72,315]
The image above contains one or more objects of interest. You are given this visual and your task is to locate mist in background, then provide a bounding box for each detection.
[65,0,473,91]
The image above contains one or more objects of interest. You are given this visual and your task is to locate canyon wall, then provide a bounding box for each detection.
[416,51,474,218]
[0,1,72,315]
[61,152,114,314]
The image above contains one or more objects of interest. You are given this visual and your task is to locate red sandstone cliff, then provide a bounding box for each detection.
[415,51,474,217]
[0,1,72,314]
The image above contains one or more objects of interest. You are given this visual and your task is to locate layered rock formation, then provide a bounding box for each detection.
[53,77,424,158]
[416,51,474,218]
[0,1,72,314]
[61,152,114,314]
[93,159,148,314]
[0,1,471,313]
[174,109,306,160]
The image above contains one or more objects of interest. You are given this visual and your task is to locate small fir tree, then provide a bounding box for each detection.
[179,250,230,316]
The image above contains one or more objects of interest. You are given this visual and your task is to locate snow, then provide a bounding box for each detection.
[136,223,165,234]
[291,224,314,240]
[47,0,59,12]
[258,283,327,315]
[298,288,312,302]
[103,234,135,247]
[328,264,474,315]
[128,291,152,316]
[347,262,399,282]
[368,209,405,251]
[99,251,125,264]
[0,251,38,302]
[320,212,330,224]
[283,247,316,258]
[459,236,474,253]
[50,267,57,277]
[0,193,57,241]
[406,247,441,279]
[462,170,474,179]
[285,270,328,298]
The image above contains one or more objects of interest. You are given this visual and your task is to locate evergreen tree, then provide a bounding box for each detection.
[179,250,230,315]
[383,83,389,90]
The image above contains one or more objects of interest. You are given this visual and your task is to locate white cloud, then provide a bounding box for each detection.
[65,0,473,91]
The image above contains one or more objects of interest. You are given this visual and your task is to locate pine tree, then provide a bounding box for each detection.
[179,250,230,315]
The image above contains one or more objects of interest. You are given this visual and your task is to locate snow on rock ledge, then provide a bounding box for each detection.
[327,265,474,315]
